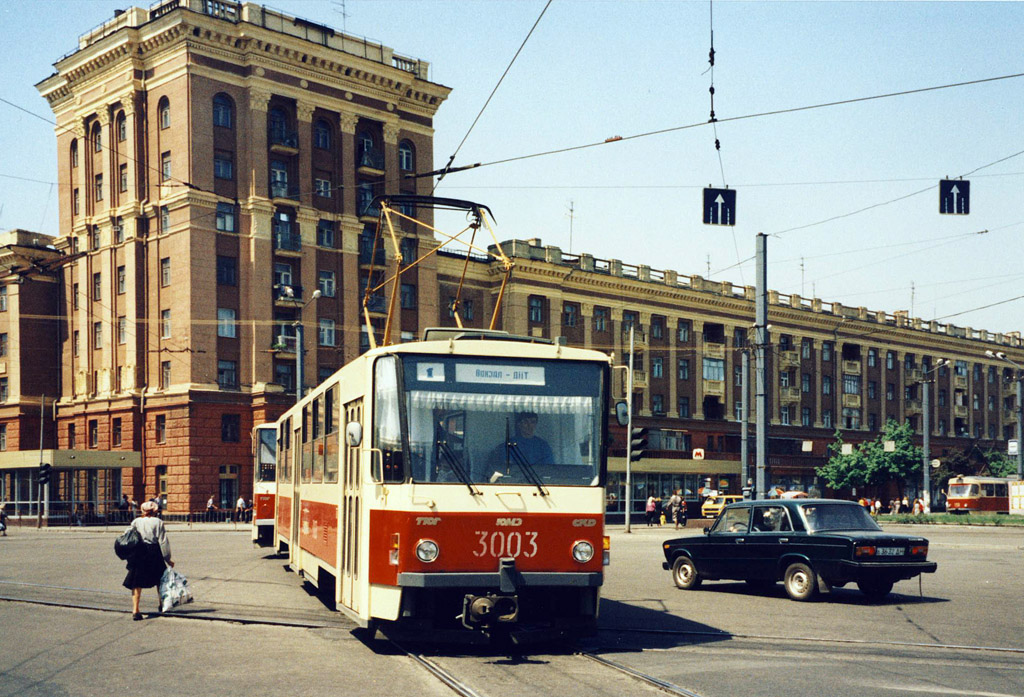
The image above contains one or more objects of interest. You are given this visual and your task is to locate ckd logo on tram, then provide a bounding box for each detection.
[572,518,598,527]
[495,517,523,527]
[416,517,441,526]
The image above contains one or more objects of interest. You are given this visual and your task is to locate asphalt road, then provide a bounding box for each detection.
[0,521,1021,697]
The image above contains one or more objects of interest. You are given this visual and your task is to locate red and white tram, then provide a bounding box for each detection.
[251,423,278,544]
[946,475,1014,513]
[273,329,611,639]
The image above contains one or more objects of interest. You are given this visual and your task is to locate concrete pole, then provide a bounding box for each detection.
[295,322,305,401]
[755,233,768,499]
[922,379,931,512]
[625,325,635,533]
[741,350,749,494]
[1017,376,1023,479]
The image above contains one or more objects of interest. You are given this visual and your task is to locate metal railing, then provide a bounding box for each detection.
[274,230,302,251]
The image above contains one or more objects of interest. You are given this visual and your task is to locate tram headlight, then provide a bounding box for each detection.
[572,540,595,563]
[415,539,440,563]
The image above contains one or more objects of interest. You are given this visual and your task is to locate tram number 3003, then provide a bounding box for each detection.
[473,530,539,559]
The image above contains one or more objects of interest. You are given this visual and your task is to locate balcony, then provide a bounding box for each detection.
[905,399,922,414]
[620,327,646,349]
[703,378,724,397]
[953,375,968,389]
[778,350,800,369]
[273,230,302,253]
[272,334,297,355]
[843,360,861,374]
[357,148,385,174]
[1003,382,1017,397]
[358,245,386,266]
[274,284,304,304]
[631,370,648,389]
[1004,407,1018,423]
[953,405,969,418]
[270,182,301,202]
[779,386,801,403]
[269,130,299,153]
[703,342,725,360]
[359,199,381,222]
[906,367,923,382]
[363,294,387,314]
[842,393,862,409]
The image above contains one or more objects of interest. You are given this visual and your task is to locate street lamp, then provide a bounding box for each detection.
[919,358,948,512]
[985,350,1024,480]
[293,289,322,401]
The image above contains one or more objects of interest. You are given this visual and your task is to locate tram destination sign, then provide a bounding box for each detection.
[456,364,546,386]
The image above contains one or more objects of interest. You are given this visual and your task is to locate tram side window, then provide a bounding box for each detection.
[374,356,405,483]
[325,385,339,483]
[311,397,323,483]
[278,419,290,482]
[301,406,313,483]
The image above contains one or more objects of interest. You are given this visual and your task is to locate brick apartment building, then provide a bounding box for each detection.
[3,0,1020,519]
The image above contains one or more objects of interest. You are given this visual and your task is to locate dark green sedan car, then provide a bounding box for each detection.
[662,499,937,601]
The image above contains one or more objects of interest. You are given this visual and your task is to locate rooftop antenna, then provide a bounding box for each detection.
[566,199,575,254]
[910,280,915,318]
[706,254,711,278]
[332,0,349,32]
[800,257,805,297]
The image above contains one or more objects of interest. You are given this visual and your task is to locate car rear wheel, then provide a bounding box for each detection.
[857,578,894,600]
[783,562,818,601]
[672,555,701,590]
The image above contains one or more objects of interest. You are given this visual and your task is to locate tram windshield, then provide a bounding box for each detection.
[256,428,277,483]
[374,354,606,486]
[948,483,977,497]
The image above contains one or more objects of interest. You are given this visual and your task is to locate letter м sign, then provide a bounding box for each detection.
[939,179,969,215]
[703,187,736,226]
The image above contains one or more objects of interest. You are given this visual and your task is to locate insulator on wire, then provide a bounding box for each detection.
[715,139,721,151]
[708,47,715,66]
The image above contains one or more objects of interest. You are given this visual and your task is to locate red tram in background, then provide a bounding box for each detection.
[946,475,1014,513]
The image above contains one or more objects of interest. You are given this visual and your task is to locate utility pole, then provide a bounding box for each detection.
[754,233,768,499]
[741,350,750,494]
[920,359,947,512]
[986,350,1024,479]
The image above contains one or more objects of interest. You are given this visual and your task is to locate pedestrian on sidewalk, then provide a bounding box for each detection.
[0,503,8,536]
[123,500,174,621]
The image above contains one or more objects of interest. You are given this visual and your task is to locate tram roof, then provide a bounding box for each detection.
[370,330,613,363]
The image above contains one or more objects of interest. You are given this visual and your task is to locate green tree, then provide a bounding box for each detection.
[983,449,1017,477]
[816,420,922,493]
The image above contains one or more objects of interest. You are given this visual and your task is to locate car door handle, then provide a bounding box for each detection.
[779,538,789,543]
[735,538,745,543]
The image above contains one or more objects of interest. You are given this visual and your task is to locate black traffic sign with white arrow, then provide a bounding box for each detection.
[939,179,970,215]
[703,187,736,226]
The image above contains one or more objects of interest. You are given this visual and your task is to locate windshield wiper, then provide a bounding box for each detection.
[503,420,548,496]
[436,439,479,495]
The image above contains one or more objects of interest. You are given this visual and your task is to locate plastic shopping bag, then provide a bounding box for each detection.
[159,567,194,613]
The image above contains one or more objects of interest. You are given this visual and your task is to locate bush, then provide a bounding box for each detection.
[878,513,1024,526]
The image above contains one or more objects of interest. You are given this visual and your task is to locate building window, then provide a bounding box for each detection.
[954,360,968,377]
[159,99,170,129]
[733,328,747,348]
[842,408,861,430]
[866,348,877,367]
[678,321,691,342]
[93,321,102,349]
[779,334,792,352]
[678,359,690,380]
[119,163,128,192]
[0,377,8,402]
[780,371,791,388]
[528,296,543,323]
[273,262,292,288]
[463,300,474,320]
[217,256,237,286]
[886,383,895,401]
[938,389,947,407]
[594,308,608,332]
[89,420,98,448]
[161,152,172,182]
[317,220,335,247]
[221,414,241,442]
[160,206,170,232]
[213,94,233,128]
[115,112,126,142]
[319,271,337,298]
[843,374,861,395]
[218,361,238,390]
[988,395,996,411]
[802,407,812,427]
[117,316,127,344]
[652,357,663,379]
[217,308,237,338]
[71,139,78,167]
[868,380,877,399]
[112,418,122,447]
[823,410,833,428]
[780,406,791,426]
[314,120,331,149]
[734,365,743,386]
[868,413,878,431]
[68,422,76,447]
[91,272,101,300]
[161,361,171,389]
[0,333,6,358]
[886,351,895,370]
[318,319,336,346]
[73,331,79,357]
[622,310,638,332]
[651,317,664,339]
[702,357,724,381]
[95,174,104,201]
[802,338,813,359]
[155,414,166,443]
[114,217,125,244]
[563,304,578,327]
[314,177,332,198]
[823,375,832,395]
[399,283,416,309]
[214,152,234,180]
[678,397,690,418]
[802,373,811,393]
[973,394,980,410]
[215,203,236,232]
[160,257,171,287]
[821,341,833,362]
[652,394,664,414]
[73,189,80,216]
[161,309,171,339]
[734,401,744,421]
[92,125,102,152]
[398,140,415,171]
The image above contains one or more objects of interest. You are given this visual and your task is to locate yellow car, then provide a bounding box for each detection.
[702,495,744,519]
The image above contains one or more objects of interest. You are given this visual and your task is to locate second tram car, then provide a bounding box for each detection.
[946,475,1014,513]
[251,423,278,544]
[274,329,611,639]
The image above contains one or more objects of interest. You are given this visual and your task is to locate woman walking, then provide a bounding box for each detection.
[123,500,173,620]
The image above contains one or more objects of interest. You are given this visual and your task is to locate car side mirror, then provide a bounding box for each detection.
[614,401,629,426]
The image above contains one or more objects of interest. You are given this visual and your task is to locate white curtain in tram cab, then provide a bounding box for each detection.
[374,357,402,451]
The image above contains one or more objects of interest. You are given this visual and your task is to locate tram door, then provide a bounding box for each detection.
[341,398,363,611]
[290,418,302,569]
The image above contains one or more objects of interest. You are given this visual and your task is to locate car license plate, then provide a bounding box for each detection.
[877,547,903,556]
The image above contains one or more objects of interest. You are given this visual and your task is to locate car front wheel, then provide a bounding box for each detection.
[784,562,818,601]
[672,555,701,590]
[857,578,894,600]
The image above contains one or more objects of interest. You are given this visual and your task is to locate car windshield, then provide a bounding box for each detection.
[799,503,881,532]
[375,354,605,486]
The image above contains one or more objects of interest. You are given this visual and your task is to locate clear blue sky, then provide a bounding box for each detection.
[2,0,1022,335]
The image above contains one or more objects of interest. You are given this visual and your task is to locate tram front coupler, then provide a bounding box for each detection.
[460,557,521,630]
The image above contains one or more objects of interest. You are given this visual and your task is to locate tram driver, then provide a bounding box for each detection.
[487,411,554,479]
